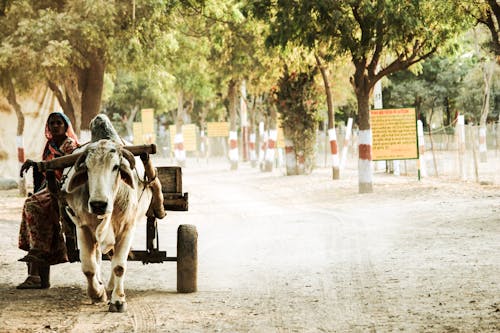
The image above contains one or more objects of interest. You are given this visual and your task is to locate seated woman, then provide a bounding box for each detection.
[17,112,79,289]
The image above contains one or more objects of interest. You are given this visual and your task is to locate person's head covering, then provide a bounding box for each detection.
[44,112,79,144]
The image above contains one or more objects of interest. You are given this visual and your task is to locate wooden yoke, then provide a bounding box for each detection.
[36,144,157,172]
[38,143,166,219]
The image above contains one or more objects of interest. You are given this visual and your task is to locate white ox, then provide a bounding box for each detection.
[62,124,152,312]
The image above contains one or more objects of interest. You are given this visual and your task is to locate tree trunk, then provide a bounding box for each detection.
[5,74,27,196]
[50,55,105,140]
[228,79,238,170]
[48,74,81,136]
[240,80,249,162]
[428,107,439,177]
[258,119,267,171]
[80,54,105,131]
[479,60,495,162]
[352,65,373,193]
[124,106,139,140]
[265,103,277,172]
[175,91,186,167]
[315,54,339,179]
[248,95,258,167]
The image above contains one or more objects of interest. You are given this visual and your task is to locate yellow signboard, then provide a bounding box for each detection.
[141,109,155,134]
[370,108,418,161]
[132,122,143,145]
[132,109,156,144]
[207,122,229,137]
[169,124,198,152]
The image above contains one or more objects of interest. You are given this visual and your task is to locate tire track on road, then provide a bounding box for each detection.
[128,291,158,333]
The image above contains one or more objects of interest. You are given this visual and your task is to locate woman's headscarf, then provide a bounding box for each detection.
[44,112,79,144]
[42,112,79,161]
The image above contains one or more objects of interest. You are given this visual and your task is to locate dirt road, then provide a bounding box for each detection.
[0,160,499,332]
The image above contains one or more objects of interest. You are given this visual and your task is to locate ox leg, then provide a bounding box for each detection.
[108,225,135,313]
[77,226,107,303]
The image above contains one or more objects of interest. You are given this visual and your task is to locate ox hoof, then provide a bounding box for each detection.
[109,301,127,313]
[90,291,108,304]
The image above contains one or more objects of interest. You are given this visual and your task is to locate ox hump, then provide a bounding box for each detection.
[90,114,122,143]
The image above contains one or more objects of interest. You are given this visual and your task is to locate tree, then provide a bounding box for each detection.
[457,0,500,64]
[0,0,46,194]
[251,0,471,192]
[187,0,281,170]
[315,52,340,179]
[384,55,473,129]
[481,0,500,63]
[274,64,321,174]
[1,1,180,134]
[103,70,177,139]
[160,2,219,166]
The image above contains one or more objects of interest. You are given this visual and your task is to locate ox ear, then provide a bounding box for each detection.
[67,170,88,192]
[119,165,135,188]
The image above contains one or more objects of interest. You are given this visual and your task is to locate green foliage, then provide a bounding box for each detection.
[453,0,500,61]
[384,55,470,128]
[384,28,499,128]
[104,70,176,117]
[1,0,489,146]
[274,65,321,172]
[456,61,499,123]
[0,0,184,128]
[251,0,473,134]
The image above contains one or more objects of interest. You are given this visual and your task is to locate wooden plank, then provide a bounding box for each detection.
[157,166,182,193]
[163,193,188,211]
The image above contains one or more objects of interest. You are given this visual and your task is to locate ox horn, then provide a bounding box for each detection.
[74,151,88,171]
[120,147,136,169]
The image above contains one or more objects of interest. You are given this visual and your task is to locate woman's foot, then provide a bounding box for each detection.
[16,275,45,289]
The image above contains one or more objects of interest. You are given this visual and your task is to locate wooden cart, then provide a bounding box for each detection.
[39,144,197,293]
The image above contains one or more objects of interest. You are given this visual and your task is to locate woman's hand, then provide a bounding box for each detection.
[20,159,35,177]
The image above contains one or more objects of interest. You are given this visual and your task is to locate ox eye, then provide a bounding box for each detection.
[113,165,119,171]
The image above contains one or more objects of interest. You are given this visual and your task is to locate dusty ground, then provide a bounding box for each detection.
[0,159,499,333]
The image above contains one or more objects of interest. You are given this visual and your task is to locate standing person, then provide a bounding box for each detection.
[16,112,79,289]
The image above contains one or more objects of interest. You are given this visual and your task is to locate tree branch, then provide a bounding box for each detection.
[375,45,437,82]
[47,80,69,111]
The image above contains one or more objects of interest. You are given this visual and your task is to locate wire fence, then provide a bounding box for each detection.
[316,122,500,185]
[156,122,499,185]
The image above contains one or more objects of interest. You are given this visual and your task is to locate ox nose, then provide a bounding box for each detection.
[89,201,108,215]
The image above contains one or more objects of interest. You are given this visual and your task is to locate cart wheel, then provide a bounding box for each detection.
[177,224,197,293]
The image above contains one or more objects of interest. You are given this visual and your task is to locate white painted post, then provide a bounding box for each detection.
[174,132,186,167]
[457,115,467,181]
[259,122,267,170]
[249,132,257,167]
[358,129,373,193]
[265,129,277,171]
[228,130,238,170]
[328,127,340,179]
[340,118,353,170]
[417,120,427,178]
[284,139,297,175]
[478,126,487,162]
